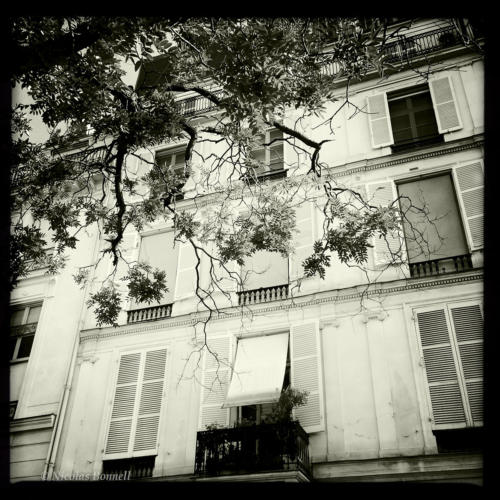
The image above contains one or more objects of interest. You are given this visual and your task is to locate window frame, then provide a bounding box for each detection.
[10,303,42,363]
[247,128,286,180]
[155,146,189,202]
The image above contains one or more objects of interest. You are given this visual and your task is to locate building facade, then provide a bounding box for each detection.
[10,18,484,483]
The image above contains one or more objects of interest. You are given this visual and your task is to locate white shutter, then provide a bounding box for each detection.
[453,161,484,249]
[174,241,197,299]
[449,304,483,426]
[104,348,168,458]
[429,76,462,133]
[198,336,232,430]
[290,321,324,433]
[292,200,315,279]
[415,302,483,429]
[366,181,403,265]
[416,308,467,428]
[367,93,394,148]
[105,353,141,456]
[132,348,168,454]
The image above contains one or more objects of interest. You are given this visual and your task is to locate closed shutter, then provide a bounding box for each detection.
[449,304,483,425]
[453,161,484,249]
[105,353,141,455]
[175,240,197,299]
[367,181,403,265]
[367,93,394,148]
[104,348,168,458]
[415,303,483,429]
[292,200,315,280]
[133,349,168,454]
[290,321,324,433]
[198,336,232,430]
[429,76,462,133]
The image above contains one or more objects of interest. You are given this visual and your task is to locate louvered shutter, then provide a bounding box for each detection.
[175,241,197,299]
[367,181,403,265]
[290,321,324,433]
[104,348,168,458]
[292,200,315,279]
[429,76,462,133]
[198,336,232,430]
[367,93,394,148]
[105,353,141,456]
[449,304,483,425]
[132,348,168,454]
[416,308,467,428]
[453,161,484,249]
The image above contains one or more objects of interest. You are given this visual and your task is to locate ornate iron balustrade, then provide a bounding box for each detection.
[237,284,289,306]
[409,254,473,278]
[177,90,224,116]
[322,23,471,77]
[127,303,173,324]
[195,421,311,479]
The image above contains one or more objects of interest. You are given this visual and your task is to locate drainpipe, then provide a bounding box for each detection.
[42,224,101,480]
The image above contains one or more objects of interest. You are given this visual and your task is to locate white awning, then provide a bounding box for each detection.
[223,333,288,408]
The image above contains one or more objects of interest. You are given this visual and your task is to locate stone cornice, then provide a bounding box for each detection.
[10,414,55,433]
[330,136,484,179]
[80,270,483,342]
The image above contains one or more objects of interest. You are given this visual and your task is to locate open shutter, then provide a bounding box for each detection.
[105,352,142,456]
[174,241,197,299]
[367,181,403,265]
[198,336,232,430]
[132,348,168,455]
[453,161,484,249]
[292,200,315,280]
[429,76,462,133]
[367,93,394,148]
[416,308,467,428]
[104,348,167,459]
[449,303,483,426]
[290,321,324,433]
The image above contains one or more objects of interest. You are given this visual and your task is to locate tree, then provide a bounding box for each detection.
[11,16,463,343]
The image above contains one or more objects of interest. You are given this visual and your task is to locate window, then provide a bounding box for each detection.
[156,148,187,203]
[387,85,443,151]
[415,302,483,432]
[367,77,462,150]
[10,303,42,361]
[128,231,178,321]
[397,173,471,275]
[246,129,285,182]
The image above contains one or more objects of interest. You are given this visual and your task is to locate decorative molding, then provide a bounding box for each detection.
[330,136,484,179]
[80,270,483,342]
[361,310,388,323]
[320,318,340,329]
[10,414,56,433]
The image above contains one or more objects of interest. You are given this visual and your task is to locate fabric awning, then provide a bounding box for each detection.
[223,333,288,408]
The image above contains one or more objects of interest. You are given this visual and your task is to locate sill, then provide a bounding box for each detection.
[10,357,29,365]
[243,170,287,185]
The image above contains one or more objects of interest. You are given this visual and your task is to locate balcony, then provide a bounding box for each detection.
[127,303,173,324]
[237,284,289,306]
[194,421,312,480]
[409,254,473,278]
[243,169,287,185]
[322,21,482,78]
[177,90,224,116]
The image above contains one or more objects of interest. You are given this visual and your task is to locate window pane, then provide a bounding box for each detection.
[17,335,34,359]
[242,251,288,290]
[249,147,266,164]
[10,309,25,327]
[26,305,42,324]
[269,144,283,171]
[398,175,468,263]
[9,337,18,360]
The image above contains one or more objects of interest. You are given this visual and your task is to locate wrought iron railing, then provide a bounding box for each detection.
[177,90,224,116]
[195,421,311,479]
[409,254,473,278]
[322,23,471,77]
[243,168,287,185]
[237,284,289,306]
[127,303,173,324]
[102,456,155,479]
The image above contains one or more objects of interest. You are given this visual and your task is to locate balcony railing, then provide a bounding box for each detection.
[409,254,473,278]
[322,23,475,77]
[177,90,224,116]
[195,421,311,479]
[243,169,287,185]
[127,303,173,324]
[102,456,155,479]
[237,284,289,306]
